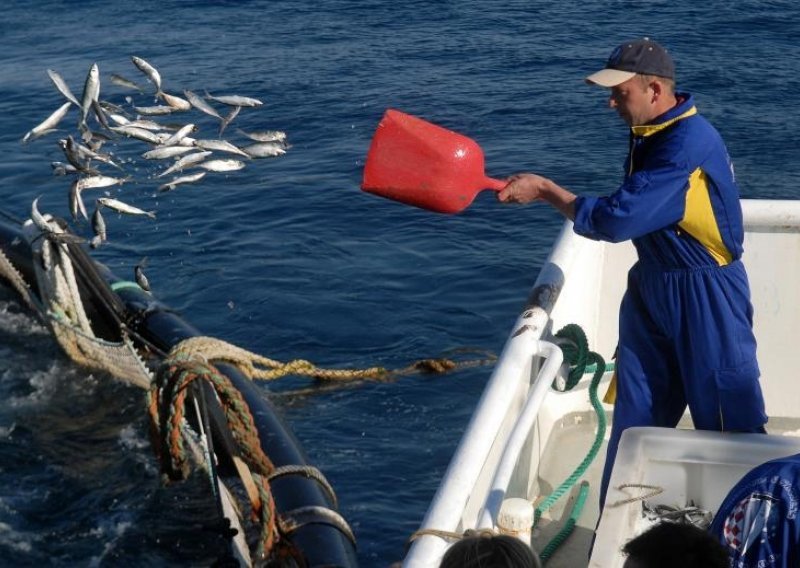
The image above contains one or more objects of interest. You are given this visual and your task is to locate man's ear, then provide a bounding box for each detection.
[650,80,663,103]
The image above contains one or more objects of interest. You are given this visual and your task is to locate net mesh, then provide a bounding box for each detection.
[20,218,153,389]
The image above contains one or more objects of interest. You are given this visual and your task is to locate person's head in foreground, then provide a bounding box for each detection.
[439,532,541,568]
[621,522,727,568]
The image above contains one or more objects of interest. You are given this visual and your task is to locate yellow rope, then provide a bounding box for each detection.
[169,336,496,383]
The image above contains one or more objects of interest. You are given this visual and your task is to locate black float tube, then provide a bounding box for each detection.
[0,217,358,567]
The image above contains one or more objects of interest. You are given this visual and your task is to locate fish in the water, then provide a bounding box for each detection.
[97,197,156,219]
[131,56,162,94]
[159,91,192,111]
[204,91,263,107]
[22,101,72,143]
[184,90,223,120]
[243,142,287,158]
[90,204,107,248]
[69,179,88,222]
[160,123,196,147]
[193,138,249,158]
[198,159,246,172]
[133,105,175,116]
[237,129,287,143]
[142,146,196,160]
[158,151,212,178]
[79,63,100,129]
[157,171,207,193]
[46,69,80,106]
[134,258,151,292]
[218,106,241,136]
[76,175,130,191]
[110,73,144,92]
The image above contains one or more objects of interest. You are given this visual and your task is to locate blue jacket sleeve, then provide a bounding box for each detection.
[573,143,692,243]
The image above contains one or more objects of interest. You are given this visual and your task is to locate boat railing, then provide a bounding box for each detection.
[476,336,564,529]
[404,305,567,566]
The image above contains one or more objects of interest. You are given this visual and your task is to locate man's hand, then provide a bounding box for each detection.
[497,173,553,204]
[497,173,577,220]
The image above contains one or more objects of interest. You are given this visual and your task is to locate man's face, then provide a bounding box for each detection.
[608,76,653,126]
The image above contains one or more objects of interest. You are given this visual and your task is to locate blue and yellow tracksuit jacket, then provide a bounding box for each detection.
[572,93,767,506]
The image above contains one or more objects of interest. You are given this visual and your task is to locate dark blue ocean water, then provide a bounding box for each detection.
[0,1,799,566]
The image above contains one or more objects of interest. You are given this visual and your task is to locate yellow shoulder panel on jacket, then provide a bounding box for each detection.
[679,168,732,266]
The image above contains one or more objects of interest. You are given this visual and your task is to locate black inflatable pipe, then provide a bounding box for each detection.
[0,218,358,567]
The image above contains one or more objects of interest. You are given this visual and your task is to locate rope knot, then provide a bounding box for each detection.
[411,358,458,374]
[554,323,591,390]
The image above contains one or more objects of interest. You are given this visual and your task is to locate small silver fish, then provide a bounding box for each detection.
[159,91,192,111]
[157,171,206,192]
[158,151,212,178]
[142,146,195,160]
[218,105,241,136]
[160,123,196,147]
[90,205,106,248]
[193,138,249,157]
[106,112,131,126]
[69,179,88,222]
[243,141,287,158]
[31,196,53,233]
[22,101,72,143]
[97,197,156,219]
[131,56,162,93]
[100,100,129,115]
[134,259,151,292]
[110,125,162,144]
[237,129,287,143]
[124,118,167,131]
[133,105,175,116]
[60,136,96,173]
[110,73,144,92]
[91,99,111,131]
[51,161,79,176]
[67,136,123,170]
[198,159,246,172]
[184,90,222,120]
[79,63,100,129]
[46,69,80,106]
[204,92,263,107]
[159,132,196,147]
[76,175,130,191]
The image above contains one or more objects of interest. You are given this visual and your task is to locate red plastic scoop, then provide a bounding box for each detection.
[361,109,506,214]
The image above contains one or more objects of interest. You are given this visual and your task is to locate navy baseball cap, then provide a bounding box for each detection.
[586,38,675,87]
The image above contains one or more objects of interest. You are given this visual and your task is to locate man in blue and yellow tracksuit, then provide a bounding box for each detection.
[498,38,767,509]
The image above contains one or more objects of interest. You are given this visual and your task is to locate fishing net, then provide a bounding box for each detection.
[24,217,153,389]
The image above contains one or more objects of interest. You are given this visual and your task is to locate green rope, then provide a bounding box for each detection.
[533,324,607,533]
[539,481,590,562]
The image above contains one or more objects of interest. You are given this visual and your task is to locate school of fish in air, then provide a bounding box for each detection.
[21,56,290,251]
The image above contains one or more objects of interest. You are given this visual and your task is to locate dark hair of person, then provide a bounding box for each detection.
[439,532,540,568]
[621,522,727,568]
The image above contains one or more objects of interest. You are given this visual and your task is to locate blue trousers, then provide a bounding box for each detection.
[599,260,767,508]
